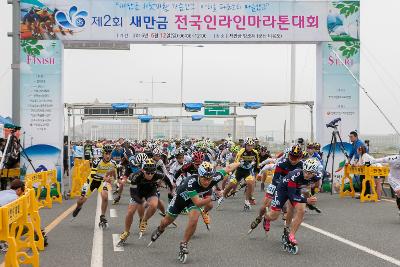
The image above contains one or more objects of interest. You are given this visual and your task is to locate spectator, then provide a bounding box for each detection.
[0,179,25,206]
[63,141,69,177]
[0,179,48,249]
[347,130,367,164]
[355,145,383,199]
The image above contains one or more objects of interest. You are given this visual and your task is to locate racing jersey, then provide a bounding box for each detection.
[111,148,124,163]
[373,155,400,181]
[278,169,321,203]
[271,157,303,186]
[174,162,198,180]
[84,144,93,158]
[176,170,227,203]
[129,171,173,193]
[235,148,260,172]
[91,158,117,181]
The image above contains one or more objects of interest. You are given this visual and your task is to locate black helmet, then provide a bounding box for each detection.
[142,159,156,173]
[103,144,113,154]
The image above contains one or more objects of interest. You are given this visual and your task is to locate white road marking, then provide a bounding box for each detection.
[91,193,103,267]
[110,209,118,218]
[381,198,396,203]
[113,234,124,252]
[302,222,400,266]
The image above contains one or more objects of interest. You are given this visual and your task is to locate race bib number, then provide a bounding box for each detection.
[266,184,276,195]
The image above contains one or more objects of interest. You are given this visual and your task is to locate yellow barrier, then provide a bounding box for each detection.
[70,159,91,199]
[0,189,40,267]
[25,170,62,209]
[1,168,20,178]
[340,165,389,202]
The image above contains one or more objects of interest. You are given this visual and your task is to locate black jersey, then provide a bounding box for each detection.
[176,170,227,202]
[129,171,173,193]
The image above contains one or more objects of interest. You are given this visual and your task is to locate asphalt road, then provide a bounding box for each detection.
[13,186,400,267]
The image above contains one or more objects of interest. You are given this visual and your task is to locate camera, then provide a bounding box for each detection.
[326,118,341,128]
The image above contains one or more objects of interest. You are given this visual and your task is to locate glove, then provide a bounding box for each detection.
[364,161,371,167]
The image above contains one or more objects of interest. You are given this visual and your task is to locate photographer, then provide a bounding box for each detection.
[0,133,20,191]
[347,130,367,164]
[0,138,5,163]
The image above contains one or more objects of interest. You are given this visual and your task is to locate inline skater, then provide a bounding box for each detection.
[117,159,174,245]
[113,142,138,204]
[174,151,205,187]
[147,161,240,263]
[217,137,260,211]
[370,153,400,216]
[263,158,321,254]
[83,140,93,163]
[152,147,174,218]
[72,145,117,228]
[248,144,303,233]
[258,146,274,191]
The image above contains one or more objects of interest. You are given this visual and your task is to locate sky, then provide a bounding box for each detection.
[1,0,400,139]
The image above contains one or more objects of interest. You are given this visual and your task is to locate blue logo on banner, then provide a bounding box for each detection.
[55,6,88,30]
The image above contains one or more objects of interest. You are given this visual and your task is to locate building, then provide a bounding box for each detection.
[70,118,255,141]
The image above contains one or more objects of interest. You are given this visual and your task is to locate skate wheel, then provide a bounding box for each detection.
[116,241,125,247]
[291,246,299,255]
[179,253,187,263]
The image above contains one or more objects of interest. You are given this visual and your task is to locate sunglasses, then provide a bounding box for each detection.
[145,171,155,175]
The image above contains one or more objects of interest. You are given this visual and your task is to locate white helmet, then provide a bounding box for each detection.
[135,153,148,165]
[303,158,320,174]
[152,147,162,156]
[244,137,255,146]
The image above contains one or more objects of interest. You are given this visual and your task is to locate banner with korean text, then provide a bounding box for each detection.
[20,0,359,43]
[316,41,360,191]
[20,40,63,183]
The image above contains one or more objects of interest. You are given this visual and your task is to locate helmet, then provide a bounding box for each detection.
[103,145,113,154]
[260,145,268,152]
[297,137,304,145]
[198,162,215,178]
[135,153,148,165]
[230,145,240,153]
[303,158,320,174]
[289,144,302,158]
[244,137,255,146]
[176,148,185,156]
[153,148,162,156]
[142,159,156,172]
[306,143,314,149]
[192,151,205,163]
[314,143,321,151]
